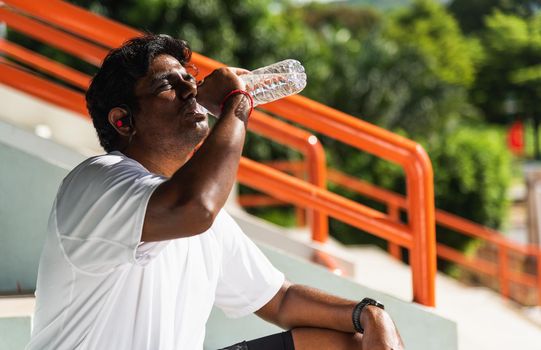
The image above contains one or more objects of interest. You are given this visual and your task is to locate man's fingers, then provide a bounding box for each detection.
[195,67,248,116]
[227,67,251,76]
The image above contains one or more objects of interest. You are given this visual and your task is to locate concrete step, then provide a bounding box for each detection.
[0,296,33,350]
[337,243,541,350]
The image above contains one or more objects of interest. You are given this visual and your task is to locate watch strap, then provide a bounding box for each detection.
[352,297,385,333]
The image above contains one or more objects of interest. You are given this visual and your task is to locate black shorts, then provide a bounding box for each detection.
[218,331,295,350]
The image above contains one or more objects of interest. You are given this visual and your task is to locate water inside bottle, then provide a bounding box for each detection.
[240,72,306,106]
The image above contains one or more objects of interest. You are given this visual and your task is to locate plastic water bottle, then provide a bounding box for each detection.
[240,59,307,106]
[196,59,307,113]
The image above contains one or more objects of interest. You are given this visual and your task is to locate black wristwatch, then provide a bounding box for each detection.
[352,297,385,334]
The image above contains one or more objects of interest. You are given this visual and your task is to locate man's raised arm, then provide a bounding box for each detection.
[142,67,251,242]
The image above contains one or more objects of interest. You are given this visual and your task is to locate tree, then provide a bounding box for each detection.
[465,11,541,157]
[302,0,478,137]
[448,0,540,33]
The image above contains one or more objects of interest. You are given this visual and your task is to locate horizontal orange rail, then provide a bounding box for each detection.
[248,161,541,304]
[1,0,437,306]
[0,61,87,115]
[2,0,220,74]
[248,112,328,241]
[0,39,90,89]
[0,7,108,66]
[2,0,138,49]
[436,243,498,277]
[238,159,413,247]
[327,166,541,256]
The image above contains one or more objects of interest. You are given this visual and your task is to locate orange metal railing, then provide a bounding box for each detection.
[239,161,541,305]
[0,0,436,306]
[259,99,437,306]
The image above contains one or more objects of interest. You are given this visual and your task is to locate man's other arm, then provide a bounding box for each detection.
[256,282,404,350]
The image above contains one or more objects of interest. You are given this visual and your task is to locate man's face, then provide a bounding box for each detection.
[132,54,209,152]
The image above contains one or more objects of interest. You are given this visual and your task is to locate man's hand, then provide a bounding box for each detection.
[196,67,249,116]
[360,306,404,350]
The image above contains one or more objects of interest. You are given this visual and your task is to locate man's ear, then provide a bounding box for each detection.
[108,107,132,137]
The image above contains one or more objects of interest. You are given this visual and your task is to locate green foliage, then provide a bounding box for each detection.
[430,126,512,229]
[429,125,512,271]
[386,0,478,87]
[297,2,382,37]
[469,11,541,123]
[56,0,514,267]
[448,0,539,33]
[329,33,475,136]
[301,0,478,139]
[345,0,414,11]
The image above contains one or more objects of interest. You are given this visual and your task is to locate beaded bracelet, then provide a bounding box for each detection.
[220,89,254,117]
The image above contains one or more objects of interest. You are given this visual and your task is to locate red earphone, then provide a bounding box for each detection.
[114,105,133,129]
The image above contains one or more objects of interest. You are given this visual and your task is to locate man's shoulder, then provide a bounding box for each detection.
[57,152,150,201]
[78,151,141,171]
[67,151,145,181]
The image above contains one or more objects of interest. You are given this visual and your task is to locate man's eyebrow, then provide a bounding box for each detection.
[148,72,171,88]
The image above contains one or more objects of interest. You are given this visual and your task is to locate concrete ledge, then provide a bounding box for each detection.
[0,296,33,350]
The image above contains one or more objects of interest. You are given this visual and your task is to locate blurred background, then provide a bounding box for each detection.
[2,0,541,348]
[7,0,541,304]
[45,0,540,300]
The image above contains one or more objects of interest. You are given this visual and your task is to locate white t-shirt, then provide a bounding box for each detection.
[27,151,285,350]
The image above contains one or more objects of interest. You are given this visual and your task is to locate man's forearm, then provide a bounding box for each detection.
[273,284,357,332]
[256,283,404,349]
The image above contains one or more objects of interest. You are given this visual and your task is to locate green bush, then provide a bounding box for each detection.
[430,126,512,230]
[320,126,512,274]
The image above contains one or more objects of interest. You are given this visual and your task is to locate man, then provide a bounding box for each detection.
[27,34,404,350]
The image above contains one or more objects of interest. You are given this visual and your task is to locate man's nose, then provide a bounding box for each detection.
[177,78,197,100]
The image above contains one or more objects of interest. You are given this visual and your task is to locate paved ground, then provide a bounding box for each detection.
[325,242,541,350]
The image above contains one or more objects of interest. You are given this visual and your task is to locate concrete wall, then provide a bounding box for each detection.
[0,121,82,293]
[0,317,31,350]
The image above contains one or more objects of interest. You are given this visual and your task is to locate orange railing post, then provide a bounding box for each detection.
[292,161,307,227]
[387,204,402,261]
[498,244,509,299]
[262,97,437,306]
[406,149,436,305]
[537,248,541,305]
[247,112,328,242]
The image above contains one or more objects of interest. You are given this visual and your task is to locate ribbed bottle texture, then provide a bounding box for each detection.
[240,59,307,106]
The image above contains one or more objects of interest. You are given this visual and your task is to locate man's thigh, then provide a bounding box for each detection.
[218,328,362,350]
[218,331,295,350]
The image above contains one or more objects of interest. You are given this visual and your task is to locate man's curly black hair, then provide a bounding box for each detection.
[86,34,192,152]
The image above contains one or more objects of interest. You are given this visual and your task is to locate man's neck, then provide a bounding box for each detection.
[122,144,190,178]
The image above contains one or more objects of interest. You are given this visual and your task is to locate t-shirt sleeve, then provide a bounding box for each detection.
[55,154,166,275]
[213,210,285,318]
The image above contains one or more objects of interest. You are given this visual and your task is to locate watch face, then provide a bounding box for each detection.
[362,297,385,310]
